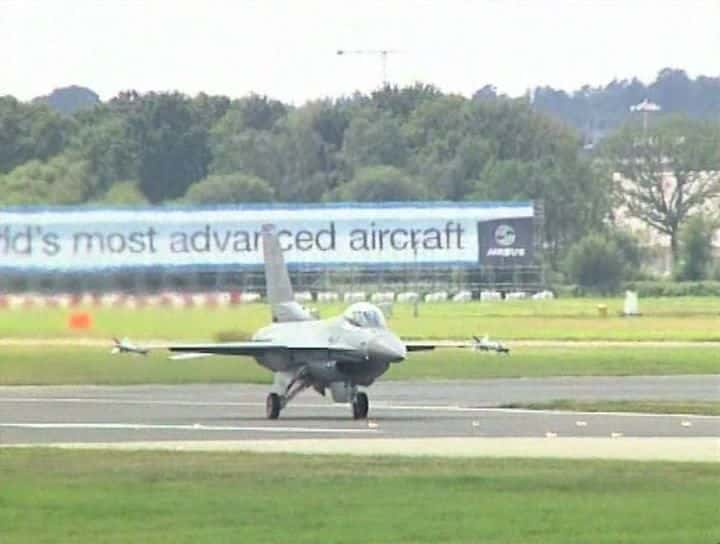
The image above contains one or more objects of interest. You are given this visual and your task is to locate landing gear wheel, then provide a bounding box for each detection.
[266,393,281,419]
[352,392,369,420]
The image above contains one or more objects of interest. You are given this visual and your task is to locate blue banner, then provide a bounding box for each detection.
[0,202,534,270]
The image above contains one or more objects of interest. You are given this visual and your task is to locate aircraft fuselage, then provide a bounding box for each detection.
[252,316,406,387]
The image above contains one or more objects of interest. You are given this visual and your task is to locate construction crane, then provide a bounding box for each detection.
[336,49,400,86]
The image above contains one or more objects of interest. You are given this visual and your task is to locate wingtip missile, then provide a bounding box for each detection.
[111,337,149,356]
[472,334,510,354]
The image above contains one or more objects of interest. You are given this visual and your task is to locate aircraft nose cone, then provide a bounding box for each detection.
[368,333,407,363]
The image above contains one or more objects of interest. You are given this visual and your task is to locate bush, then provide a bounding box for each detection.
[623,280,720,297]
[564,235,624,294]
[185,174,275,204]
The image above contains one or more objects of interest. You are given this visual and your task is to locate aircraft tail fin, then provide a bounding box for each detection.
[261,224,313,322]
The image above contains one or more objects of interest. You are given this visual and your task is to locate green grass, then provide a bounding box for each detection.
[501,399,720,416]
[2,297,720,341]
[0,449,717,544]
[1,345,718,386]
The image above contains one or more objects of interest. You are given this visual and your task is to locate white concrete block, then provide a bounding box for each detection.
[294,291,313,303]
[396,292,419,303]
[452,290,472,302]
[371,292,395,303]
[316,292,339,303]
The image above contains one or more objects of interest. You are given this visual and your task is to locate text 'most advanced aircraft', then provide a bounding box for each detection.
[113,225,508,419]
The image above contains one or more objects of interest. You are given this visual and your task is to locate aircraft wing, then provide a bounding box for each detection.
[111,338,358,360]
[404,337,510,354]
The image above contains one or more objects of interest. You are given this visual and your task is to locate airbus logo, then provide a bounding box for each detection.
[487,247,526,257]
[494,224,516,247]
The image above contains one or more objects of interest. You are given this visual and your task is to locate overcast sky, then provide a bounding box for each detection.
[1,0,718,103]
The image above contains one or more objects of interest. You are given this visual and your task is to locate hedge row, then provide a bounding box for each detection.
[554,281,720,298]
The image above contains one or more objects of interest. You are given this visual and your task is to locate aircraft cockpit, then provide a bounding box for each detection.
[343,302,387,329]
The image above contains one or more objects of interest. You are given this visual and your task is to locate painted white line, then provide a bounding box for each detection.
[0,422,379,434]
[477,407,720,420]
[0,397,718,419]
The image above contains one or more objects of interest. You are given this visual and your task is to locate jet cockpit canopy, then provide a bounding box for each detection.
[343,302,387,329]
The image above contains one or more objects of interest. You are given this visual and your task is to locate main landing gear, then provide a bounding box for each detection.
[266,367,310,420]
[352,391,369,420]
[265,370,370,420]
[266,392,282,419]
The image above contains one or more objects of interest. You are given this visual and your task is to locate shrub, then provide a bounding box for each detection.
[564,234,624,294]
[623,280,720,297]
[676,214,716,281]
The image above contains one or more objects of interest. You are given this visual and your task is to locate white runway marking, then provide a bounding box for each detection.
[1,396,718,419]
[0,422,379,434]
[4,437,717,462]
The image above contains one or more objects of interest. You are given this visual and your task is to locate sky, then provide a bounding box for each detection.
[1,0,719,103]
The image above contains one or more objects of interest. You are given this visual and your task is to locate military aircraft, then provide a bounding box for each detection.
[113,225,506,419]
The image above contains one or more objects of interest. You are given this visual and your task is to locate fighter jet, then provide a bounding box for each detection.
[113,225,497,419]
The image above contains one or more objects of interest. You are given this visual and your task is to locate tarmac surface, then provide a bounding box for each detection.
[0,376,718,448]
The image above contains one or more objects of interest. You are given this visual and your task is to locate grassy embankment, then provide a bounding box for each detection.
[0,449,717,544]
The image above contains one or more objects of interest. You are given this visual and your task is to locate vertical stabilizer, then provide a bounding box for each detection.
[261,224,313,322]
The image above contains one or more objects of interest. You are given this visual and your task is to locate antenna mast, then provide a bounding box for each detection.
[336,49,399,86]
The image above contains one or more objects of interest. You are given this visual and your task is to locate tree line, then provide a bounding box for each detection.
[533,68,720,143]
[1,71,719,283]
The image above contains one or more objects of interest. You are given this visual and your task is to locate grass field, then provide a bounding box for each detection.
[0,449,717,544]
[1,297,720,341]
[501,399,720,416]
[1,345,718,385]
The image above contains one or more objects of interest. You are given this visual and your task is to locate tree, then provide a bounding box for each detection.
[211,105,337,202]
[328,166,424,202]
[233,94,287,131]
[607,228,644,277]
[68,114,139,194]
[369,83,442,119]
[0,97,72,174]
[109,92,212,203]
[184,174,274,204]
[677,214,716,281]
[343,111,409,168]
[604,115,720,263]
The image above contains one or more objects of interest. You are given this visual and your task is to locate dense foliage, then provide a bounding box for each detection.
[533,68,720,144]
[0,85,608,264]
[676,215,716,281]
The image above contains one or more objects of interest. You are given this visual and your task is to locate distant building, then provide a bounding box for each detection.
[612,170,720,274]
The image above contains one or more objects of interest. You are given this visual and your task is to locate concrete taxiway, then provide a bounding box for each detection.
[1,377,718,461]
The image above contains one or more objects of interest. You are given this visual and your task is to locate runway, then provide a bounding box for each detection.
[0,376,717,452]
